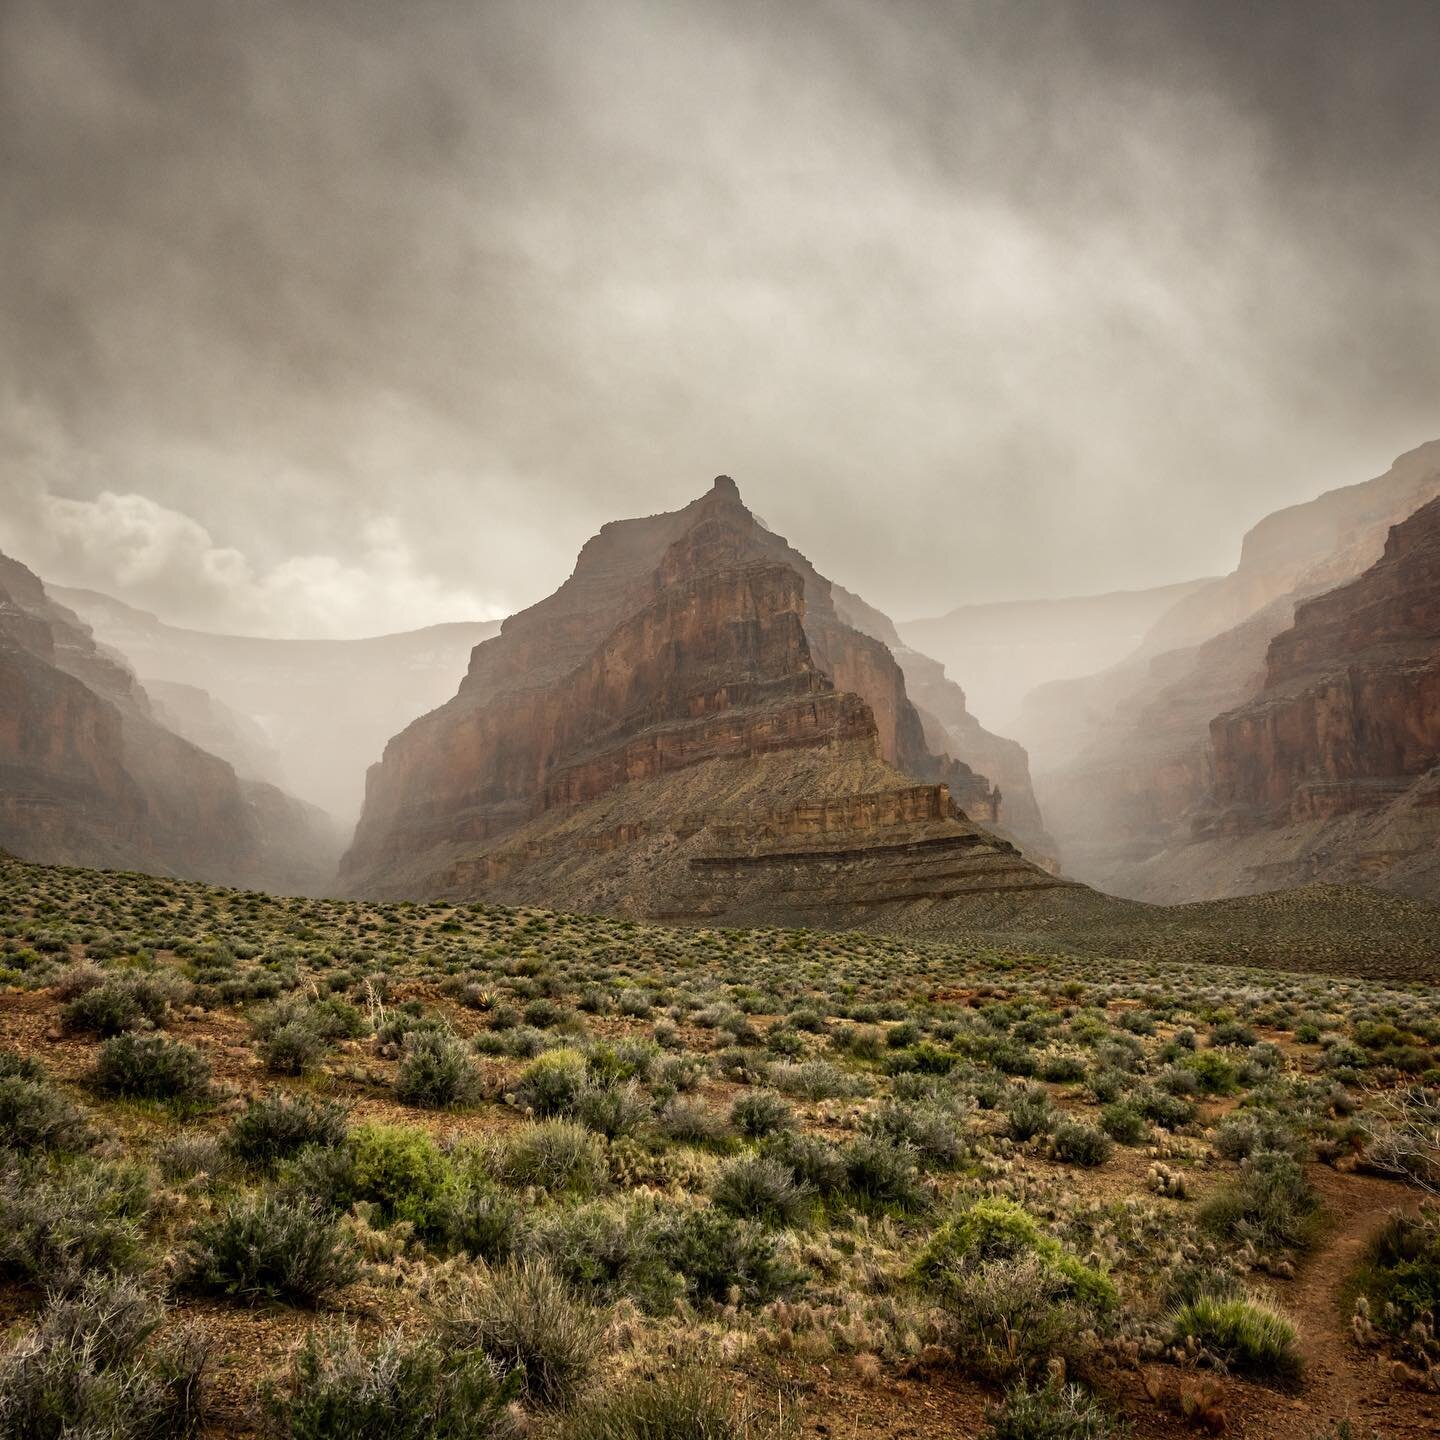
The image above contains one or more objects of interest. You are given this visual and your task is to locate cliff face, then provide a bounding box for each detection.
[341,477,1069,924]
[0,551,340,893]
[827,583,1053,860]
[1026,442,1440,895]
[1207,495,1440,835]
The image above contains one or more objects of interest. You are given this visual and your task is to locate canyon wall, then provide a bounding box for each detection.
[0,552,341,892]
[1206,495,1440,841]
[1024,441,1440,896]
[56,586,500,822]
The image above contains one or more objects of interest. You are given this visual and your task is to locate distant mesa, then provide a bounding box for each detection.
[340,475,1076,930]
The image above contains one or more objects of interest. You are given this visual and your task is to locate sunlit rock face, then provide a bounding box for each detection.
[340,477,1076,928]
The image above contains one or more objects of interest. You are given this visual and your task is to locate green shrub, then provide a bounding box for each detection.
[228,1091,348,1171]
[395,1031,481,1109]
[560,1366,784,1440]
[514,1048,589,1117]
[575,1080,649,1139]
[1170,1293,1302,1383]
[155,1133,229,1183]
[0,1160,150,1289]
[0,1049,45,1082]
[94,1034,210,1106]
[491,1120,607,1195]
[62,974,176,1037]
[767,1060,865,1100]
[1099,1102,1147,1146]
[1200,1150,1318,1253]
[656,1096,730,1147]
[1006,1085,1055,1141]
[914,1197,1116,1312]
[178,1195,358,1306]
[261,1021,328,1076]
[730,1090,794,1138]
[433,1261,598,1407]
[711,1154,814,1227]
[762,1130,848,1197]
[615,988,653,1019]
[532,1199,678,1313]
[1354,1207,1440,1336]
[1213,1111,1304,1162]
[862,1100,967,1170]
[984,1381,1121,1440]
[940,1253,1090,1382]
[1182,1051,1239,1095]
[0,1075,93,1156]
[263,1325,519,1439]
[349,1123,449,1226]
[1049,1121,1111,1168]
[659,1207,804,1305]
[842,1134,926,1213]
[0,1274,206,1440]
[1136,1086,1195,1130]
[432,1179,526,1262]
[584,1039,658,1085]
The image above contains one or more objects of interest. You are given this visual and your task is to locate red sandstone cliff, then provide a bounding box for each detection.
[1024,441,1440,894]
[340,477,1066,916]
[0,551,341,892]
[1208,495,1440,831]
[826,584,1054,861]
[1116,496,1440,904]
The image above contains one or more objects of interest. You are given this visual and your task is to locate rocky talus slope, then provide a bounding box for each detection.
[1118,495,1440,903]
[1025,440,1440,895]
[0,551,340,892]
[341,477,1075,928]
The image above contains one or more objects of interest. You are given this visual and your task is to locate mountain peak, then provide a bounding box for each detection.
[711,474,739,496]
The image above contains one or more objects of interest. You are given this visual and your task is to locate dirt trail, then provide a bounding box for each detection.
[1235,1167,1434,1440]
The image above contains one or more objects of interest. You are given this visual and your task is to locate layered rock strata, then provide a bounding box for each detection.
[341,477,1066,926]
[1027,441,1440,895]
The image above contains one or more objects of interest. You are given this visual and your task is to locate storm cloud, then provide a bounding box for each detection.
[2,0,1437,635]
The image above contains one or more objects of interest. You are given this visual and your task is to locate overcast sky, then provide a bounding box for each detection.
[1,0,1436,637]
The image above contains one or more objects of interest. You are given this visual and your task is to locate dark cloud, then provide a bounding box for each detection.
[1,0,1436,634]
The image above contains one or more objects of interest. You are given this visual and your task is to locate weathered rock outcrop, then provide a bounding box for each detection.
[1026,441,1440,895]
[0,551,341,892]
[341,477,1071,927]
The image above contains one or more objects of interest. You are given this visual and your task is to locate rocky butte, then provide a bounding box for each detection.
[340,477,1081,930]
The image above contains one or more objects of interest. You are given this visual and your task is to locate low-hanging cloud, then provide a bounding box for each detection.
[0,462,501,638]
[1,0,1437,630]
